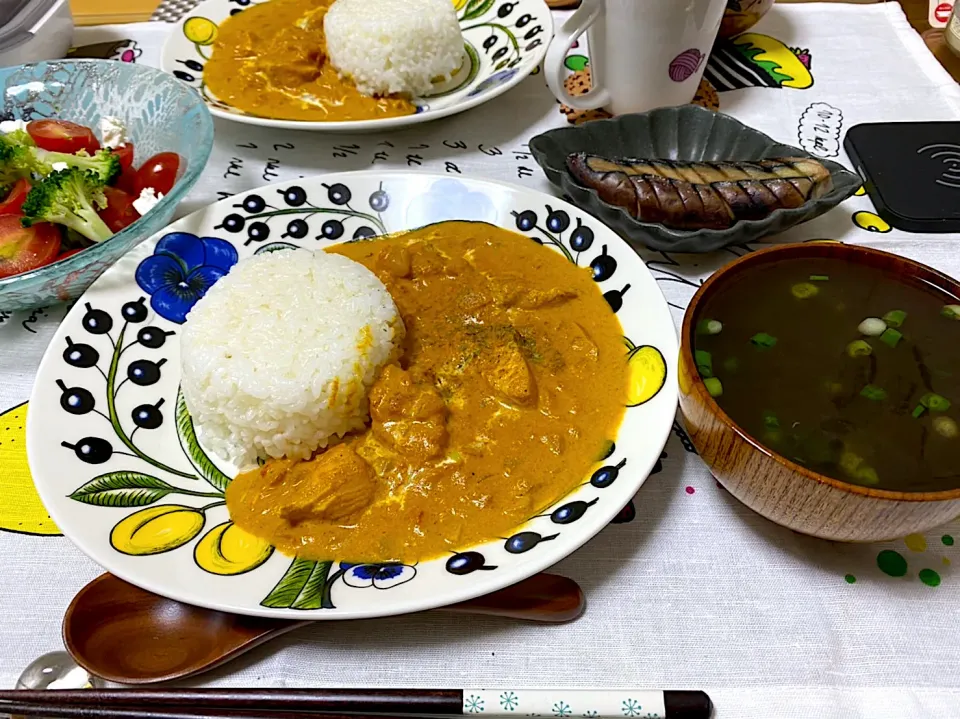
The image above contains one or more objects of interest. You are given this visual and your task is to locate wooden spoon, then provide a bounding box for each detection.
[64,573,584,685]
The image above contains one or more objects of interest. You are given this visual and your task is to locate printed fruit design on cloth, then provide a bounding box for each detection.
[0,402,61,536]
[705,33,813,92]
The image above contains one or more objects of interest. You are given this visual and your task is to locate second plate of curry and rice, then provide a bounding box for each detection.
[161,0,552,131]
[27,173,677,618]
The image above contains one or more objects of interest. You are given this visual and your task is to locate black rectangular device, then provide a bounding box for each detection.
[844,121,960,233]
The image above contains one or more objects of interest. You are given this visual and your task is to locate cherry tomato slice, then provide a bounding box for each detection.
[0,215,61,279]
[26,119,100,155]
[0,179,32,216]
[98,186,141,233]
[111,143,135,172]
[115,165,138,194]
[133,152,181,197]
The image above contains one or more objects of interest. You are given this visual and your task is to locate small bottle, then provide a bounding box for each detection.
[947,1,960,57]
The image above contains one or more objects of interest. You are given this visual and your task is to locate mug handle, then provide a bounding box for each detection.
[544,0,611,111]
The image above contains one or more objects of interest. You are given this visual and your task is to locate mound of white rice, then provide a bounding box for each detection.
[179,249,404,468]
[324,0,464,97]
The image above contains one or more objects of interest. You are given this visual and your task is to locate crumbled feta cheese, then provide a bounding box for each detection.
[6,82,45,97]
[99,115,129,150]
[133,187,164,216]
[51,162,68,172]
[0,119,28,134]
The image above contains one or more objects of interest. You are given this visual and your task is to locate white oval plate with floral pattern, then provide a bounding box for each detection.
[160,0,552,133]
[27,172,678,619]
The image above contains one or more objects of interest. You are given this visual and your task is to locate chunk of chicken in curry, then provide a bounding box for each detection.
[226,222,628,562]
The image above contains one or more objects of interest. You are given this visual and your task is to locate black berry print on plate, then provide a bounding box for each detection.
[58,302,196,480]
[603,285,630,313]
[57,380,95,416]
[63,337,99,368]
[216,183,388,246]
[543,498,599,524]
[446,551,497,575]
[131,399,165,430]
[504,531,558,554]
[590,245,617,282]
[590,458,626,488]
[137,327,173,349]
[61,437,113,465]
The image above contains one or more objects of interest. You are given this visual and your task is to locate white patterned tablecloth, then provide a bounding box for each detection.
[3,4,960,718]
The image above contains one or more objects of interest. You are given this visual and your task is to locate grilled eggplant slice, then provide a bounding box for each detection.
[566,154,834,230]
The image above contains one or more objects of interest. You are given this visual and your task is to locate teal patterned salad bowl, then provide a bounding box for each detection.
[0,60,213,312]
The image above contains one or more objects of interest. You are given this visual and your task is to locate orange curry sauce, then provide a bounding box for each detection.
[203,0,415,122]
[226,222,628,563]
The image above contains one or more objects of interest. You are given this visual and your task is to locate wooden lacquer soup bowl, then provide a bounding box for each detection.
[679,242,960,542]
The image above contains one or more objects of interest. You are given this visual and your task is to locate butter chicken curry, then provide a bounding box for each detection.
[203,0,416,122]
[226,222,628,562]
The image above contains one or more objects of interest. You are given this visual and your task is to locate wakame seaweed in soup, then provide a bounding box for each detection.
[694,257,960,493]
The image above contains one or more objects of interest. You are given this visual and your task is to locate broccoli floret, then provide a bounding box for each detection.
[21,168,113,243]
[0,135,38,186]
[38,148,121,185]
[2,127,35,148]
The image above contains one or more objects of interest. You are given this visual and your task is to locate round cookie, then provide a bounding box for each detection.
[692,77,720,111]
[560,68,612,125]
[561,67,720,125]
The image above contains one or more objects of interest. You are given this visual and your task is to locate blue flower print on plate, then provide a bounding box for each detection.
[404,179,497,227]
[135,232,238,323]
[340,562,417,590]
[468,69,519,97]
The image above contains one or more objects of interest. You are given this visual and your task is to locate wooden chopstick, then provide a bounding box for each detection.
[0,689,460,715]
[0,704,396,719]
[0,689,712,719]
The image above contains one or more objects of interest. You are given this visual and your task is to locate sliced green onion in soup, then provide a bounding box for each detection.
[853,465,880,486]
[840,450,864,475]
[704,377,723,397]
[695,350,713,378]
[942,304,960,320]
[846,340,873,357]
[921,393,952,412]
[751,332,777,348]
[809,274,829,282]
[883,309,907,328]
[860,384,888,401]
[723,356,739,373]
[912,404,927,419]
[791,282,819,300]
[763,411,780,429]
[879,328,902,347]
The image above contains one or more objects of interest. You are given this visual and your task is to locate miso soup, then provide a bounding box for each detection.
[694,257,960,492]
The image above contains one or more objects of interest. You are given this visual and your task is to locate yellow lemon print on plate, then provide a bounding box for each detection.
[855,186,866,196]
[111,505,205,556]
[0,402,60,536]
[453,0,469,9]
[195,521,274,576]
[183,16,218,46]
[624,339,667,407]
[852,211,891,233]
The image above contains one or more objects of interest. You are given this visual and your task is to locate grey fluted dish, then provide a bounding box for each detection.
[529,106,862,253]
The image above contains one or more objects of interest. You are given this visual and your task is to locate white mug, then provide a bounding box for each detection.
[545,0,728,116]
